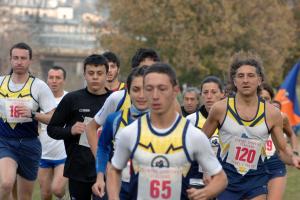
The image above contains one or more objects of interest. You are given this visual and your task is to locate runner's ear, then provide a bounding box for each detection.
[174,85,180,94]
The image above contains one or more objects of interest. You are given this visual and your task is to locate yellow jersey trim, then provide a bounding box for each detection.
[138,115,186,154]
[227,97,265,127]
[0,75,34,99]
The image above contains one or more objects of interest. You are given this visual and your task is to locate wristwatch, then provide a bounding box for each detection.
[31,110,37,119]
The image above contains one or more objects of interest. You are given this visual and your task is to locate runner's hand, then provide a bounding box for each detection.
[71,122,86,135]
[292,155,300,169]
[187,187,209,200]
[92,178,105,197]
[15,105,31,118]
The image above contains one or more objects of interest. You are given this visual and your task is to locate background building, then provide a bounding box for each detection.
[0,0,109,90]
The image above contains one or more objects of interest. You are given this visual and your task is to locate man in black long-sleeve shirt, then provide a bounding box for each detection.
[47,54,110,200]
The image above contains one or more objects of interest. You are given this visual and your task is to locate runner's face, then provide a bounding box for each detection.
[47,69,65,94]
[130,76,148,111]
[144,73,178,115]
[106,62,119,82]
[183,92,199,114]
[10,48,31,75]
[260,89,272,102]
[84,64,107,92]
[201,82,224,112]
[233,65,262,96]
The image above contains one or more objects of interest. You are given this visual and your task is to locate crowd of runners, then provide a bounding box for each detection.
[0,42,299,200]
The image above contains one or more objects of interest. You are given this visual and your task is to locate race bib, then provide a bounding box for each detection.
[227,137,262,175]
[4,98,33,123]
[265,135,276,158]
[138,166,182,200]
[79,117,93,147]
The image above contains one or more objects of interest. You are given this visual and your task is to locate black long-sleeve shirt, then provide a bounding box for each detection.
[47,88,111,182]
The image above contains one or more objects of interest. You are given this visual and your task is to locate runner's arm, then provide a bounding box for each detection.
[106,164,122,200]
[17,106,55,124]
[187,170,227,200]
[47,96,73,140]
[108,126,133,200]
[92,170,106,198]
[86,119,100,157]
[94,92,119,126]
[95,115,115,173]
[270,108,300,168]
[35,79,57,124]
[282,113,299,152]
[202,101,224,138]
[18,79,56,124]
[92,113,116,198]
[187,126,227,198]
[34,109,55,124]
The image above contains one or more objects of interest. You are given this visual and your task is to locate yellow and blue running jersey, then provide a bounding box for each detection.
[194,109,219,151]
[118,82,126,91]
[0,75,35,99]
[0,75,38,138]
[132,114,191,172]
[218,96,269,176]
[116,89,131,111]
[130,114,193,200]
[115,107,130,135]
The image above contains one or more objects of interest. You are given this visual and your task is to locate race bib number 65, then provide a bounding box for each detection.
[227,137,262,175]
[138,166,182,200]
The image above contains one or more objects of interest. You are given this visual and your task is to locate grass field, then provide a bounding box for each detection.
[284,166,300,200]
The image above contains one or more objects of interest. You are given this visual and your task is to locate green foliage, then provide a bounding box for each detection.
[281,1,300,86]
[98,0,296,86]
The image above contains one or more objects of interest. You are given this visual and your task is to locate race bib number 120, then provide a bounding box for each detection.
[227,137,262,175]
[138,166,182,200]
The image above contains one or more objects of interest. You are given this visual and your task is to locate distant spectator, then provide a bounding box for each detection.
[181,87,200,117]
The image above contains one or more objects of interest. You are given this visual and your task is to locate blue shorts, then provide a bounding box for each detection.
[218,184,267,200]
[39,158,66,168]
[0,136,41,181]
[267,167,287,180]
[265,155,287,181]
[218,170,268,200]
[120,181,130,200]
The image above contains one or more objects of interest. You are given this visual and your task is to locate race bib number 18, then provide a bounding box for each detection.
[227,137,262,175]
[138,166,182,200]
[5,98,32,123]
